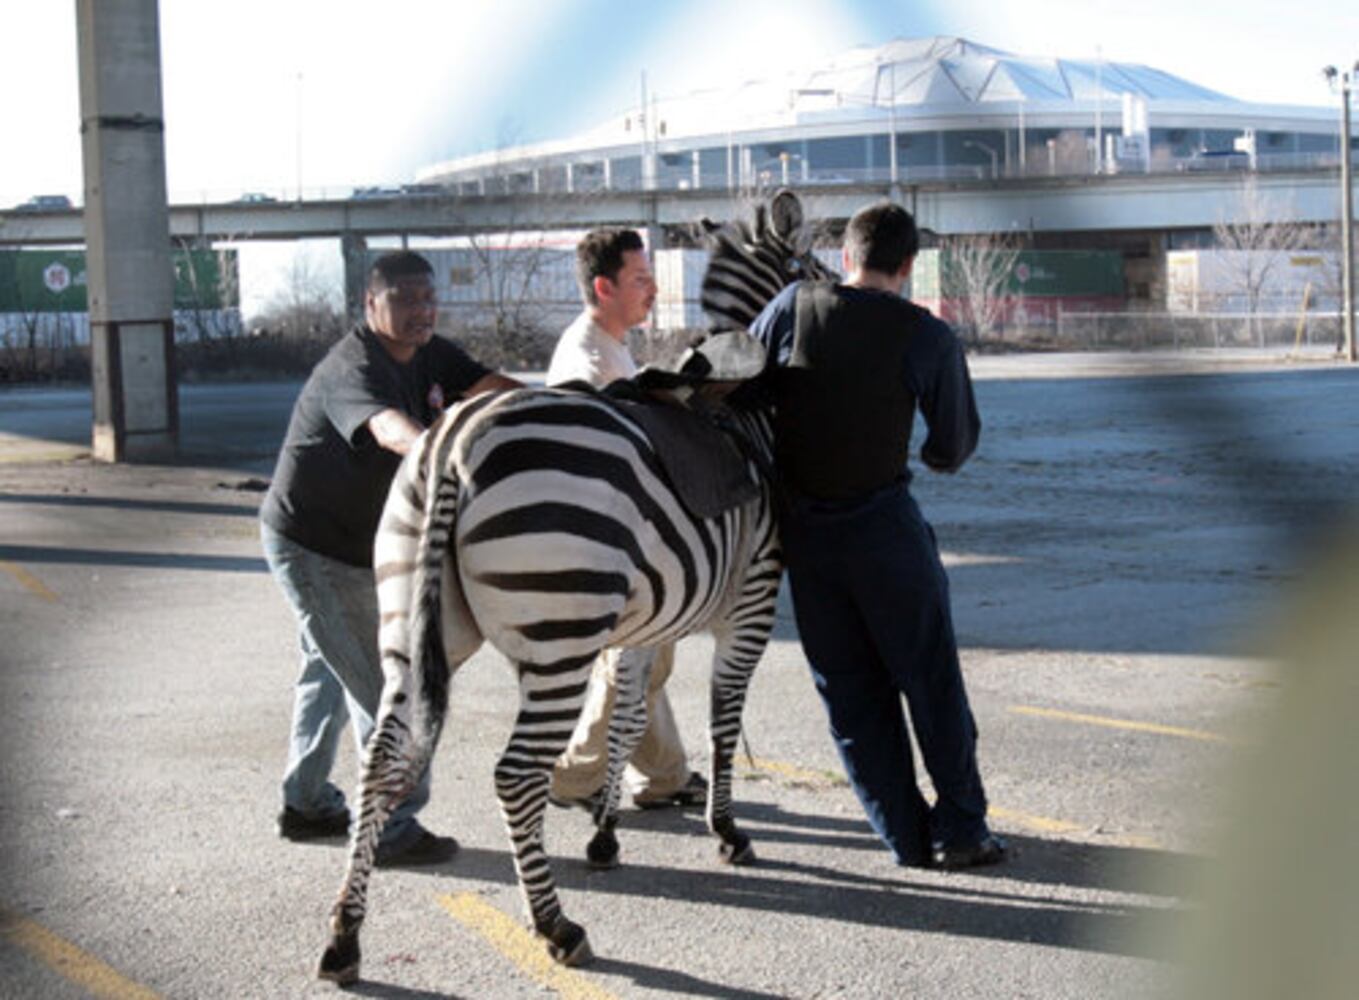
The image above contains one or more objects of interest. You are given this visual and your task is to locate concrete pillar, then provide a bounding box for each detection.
[77,0,176,462]
[342,232,369,325]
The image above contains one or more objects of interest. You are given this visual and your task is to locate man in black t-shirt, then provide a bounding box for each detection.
[260,250,518,866]
[749,203,1005,872]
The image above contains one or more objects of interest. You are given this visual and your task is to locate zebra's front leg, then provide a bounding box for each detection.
[317,693,424,985]
[706,634,764,866]
[584,646,654,870]
[500,658,596,966]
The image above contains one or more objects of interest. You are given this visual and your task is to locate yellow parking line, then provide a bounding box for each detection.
[438,893,620,1000]
[737,755,847,787]
[1009,705,1228,744]
[0,560,57,602]
[986,805,1084,836]
[740,754,1165,849]
[0,908,161,1000]
[986,805,1163,849]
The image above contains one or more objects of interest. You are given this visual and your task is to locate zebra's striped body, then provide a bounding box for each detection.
[318,190,829,983]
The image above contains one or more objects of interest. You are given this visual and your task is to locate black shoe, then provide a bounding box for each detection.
[277,807,350,842]
[931,833,1009,870]
[634,771,707,810]
[374,827,459,868]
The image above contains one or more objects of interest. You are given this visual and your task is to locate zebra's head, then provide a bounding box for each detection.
[698,188,836,336]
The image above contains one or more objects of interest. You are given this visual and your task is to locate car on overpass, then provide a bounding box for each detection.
[13,194,73,212]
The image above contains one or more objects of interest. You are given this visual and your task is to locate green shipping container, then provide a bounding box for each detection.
[912,249,1124,298]
[0,249,239,313]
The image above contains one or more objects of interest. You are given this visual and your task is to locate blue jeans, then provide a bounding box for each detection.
[260,522,430,850]
[782,482,989,865]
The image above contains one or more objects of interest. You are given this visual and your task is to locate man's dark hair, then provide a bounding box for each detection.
[844,202,919,275]
[368,250,434,292]
[575,228,645,304]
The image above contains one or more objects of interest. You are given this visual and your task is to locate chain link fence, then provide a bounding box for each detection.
[1037,310,1346,352]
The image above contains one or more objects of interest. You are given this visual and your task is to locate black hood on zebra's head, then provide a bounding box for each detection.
[697,188,836,337]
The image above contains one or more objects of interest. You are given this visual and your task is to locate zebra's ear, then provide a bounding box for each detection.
[768,188,804,241]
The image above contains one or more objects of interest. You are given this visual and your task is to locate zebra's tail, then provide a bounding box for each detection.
[406,413,464,758]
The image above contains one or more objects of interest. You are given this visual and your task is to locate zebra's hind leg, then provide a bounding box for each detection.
[498,656,598,966]
[706,629,769,867]
[585,646,655,870]
[317,694,423,984]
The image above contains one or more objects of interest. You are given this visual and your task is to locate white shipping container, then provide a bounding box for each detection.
[1166,249,1339,314]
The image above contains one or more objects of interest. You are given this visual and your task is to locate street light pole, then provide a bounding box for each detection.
[1344,77,1356,362]
[887,59,898,186]
[295,71,303,201]
[1325,63,1357,362]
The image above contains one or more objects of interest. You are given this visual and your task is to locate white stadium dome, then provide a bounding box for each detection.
[419,35,1340,193]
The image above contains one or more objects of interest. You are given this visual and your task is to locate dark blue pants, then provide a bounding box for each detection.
[783,481,989,865]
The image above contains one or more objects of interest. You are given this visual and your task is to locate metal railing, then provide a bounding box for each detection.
[151,149,1347,207]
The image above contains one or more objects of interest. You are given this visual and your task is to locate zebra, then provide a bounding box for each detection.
[318,190,834,985]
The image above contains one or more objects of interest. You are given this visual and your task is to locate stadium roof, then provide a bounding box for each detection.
[593,35,1244,139]
[420,35,1331,178]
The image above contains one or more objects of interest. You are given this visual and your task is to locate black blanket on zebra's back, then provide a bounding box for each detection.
[554,379,759,520]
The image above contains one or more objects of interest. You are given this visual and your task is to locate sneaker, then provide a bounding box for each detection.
[277,807,350,842]
[930,833,1009,871]
[374,826,460,868]
[633,771,707,810]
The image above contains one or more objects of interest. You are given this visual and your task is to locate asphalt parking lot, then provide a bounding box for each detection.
[2,351,1357,999]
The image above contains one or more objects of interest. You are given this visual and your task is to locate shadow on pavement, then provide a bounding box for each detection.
[391,837,1180,961]
[0,543,267,574]
[0,491,259,518]
[586,956,793,1000]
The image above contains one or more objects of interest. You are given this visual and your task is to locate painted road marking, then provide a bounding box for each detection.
[1009,705,1228,744]
[986,805,1084,836]
[0,908,161,1000]
[0,560,57,602]
[986,806,1163,850]
[438,893,620,1000]
[740,755,1164,849]
[736,755,846,787]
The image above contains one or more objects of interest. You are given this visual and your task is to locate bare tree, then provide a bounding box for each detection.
[1212,177,1307,346]
[941,233,1022,344]
[414,139,597,368]
[253,245,345,343]
[463,221,557,365]
[1306,223,1352,352]
[1,259,63,380]
[173,239,242,343]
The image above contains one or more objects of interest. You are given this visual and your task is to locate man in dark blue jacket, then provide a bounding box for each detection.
[749,202,1005,870]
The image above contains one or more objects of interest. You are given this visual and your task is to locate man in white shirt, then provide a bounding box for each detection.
[548,227,707,810]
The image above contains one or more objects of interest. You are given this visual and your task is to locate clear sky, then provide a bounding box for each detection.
[2,0,1355,312]
[3,0,1355,207]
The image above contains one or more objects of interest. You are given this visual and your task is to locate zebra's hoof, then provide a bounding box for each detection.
[586,829,620,870]
[316,932,360,985]
[718,830,756,866]
[540,916,594,967]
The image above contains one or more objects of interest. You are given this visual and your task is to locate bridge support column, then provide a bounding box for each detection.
[77,0,177,462]
[342,232,369,326]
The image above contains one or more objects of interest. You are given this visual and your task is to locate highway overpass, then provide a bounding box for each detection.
[0,168,1342,248]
